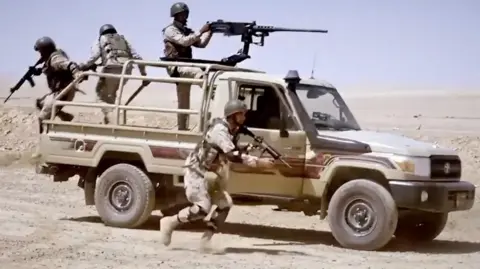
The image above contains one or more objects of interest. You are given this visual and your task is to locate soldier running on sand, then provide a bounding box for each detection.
[159,100,274,253]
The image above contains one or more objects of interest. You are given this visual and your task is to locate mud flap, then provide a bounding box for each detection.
[83,168,97,206]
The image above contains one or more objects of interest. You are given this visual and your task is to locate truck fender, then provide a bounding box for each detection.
[91,144,149,167]
[318,157,394,219]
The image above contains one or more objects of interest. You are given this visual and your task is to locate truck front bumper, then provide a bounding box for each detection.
[388,180,475,212]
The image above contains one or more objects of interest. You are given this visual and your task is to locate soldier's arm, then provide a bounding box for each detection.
[193,31,213,48]
[50,52,81,77]
[83,39,101,68]
[124,38,146,75]
[207,124,259,168]
[124,38,143,60]
[163,26,201,47]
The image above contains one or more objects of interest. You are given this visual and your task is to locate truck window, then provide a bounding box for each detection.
[238,84,296,130]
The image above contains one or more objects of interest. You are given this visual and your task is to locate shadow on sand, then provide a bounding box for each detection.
[62,215,480,255]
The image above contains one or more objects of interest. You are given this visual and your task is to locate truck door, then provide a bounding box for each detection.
[226,81,307,198]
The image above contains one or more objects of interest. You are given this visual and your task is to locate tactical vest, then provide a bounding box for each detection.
[186,118,239,171]
[99,33,132,64]
[163,24,193,59]
[43,50,75,92]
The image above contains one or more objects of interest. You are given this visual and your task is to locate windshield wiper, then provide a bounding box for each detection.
[314,119,359,131]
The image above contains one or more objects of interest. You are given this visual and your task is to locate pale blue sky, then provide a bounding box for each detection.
[0,0,478,92]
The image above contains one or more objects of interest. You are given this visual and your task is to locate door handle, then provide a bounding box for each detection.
[284,146,302,150]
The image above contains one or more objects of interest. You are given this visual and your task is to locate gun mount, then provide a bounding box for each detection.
[160,20,328,67]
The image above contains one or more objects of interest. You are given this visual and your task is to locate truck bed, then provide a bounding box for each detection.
[39,120,202,175]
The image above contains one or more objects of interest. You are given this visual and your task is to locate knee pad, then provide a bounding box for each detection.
[177,204,208,223]
[206,207,231,231]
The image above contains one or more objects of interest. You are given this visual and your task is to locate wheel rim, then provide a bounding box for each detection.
[344,198,377,236]
[108,181,134,212]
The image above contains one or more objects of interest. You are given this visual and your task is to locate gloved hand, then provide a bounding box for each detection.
[73,72,85,82]
[29,66,42,76]
[256,158,275,169]
[141,80,151,87]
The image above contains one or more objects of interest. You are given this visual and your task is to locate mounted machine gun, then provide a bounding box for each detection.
[160,20,328,67]
[208,20,328,66]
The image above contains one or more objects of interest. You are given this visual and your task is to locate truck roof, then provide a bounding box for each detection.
[217,71,336,89]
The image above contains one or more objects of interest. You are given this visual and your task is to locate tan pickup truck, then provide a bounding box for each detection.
[35,59,475,251]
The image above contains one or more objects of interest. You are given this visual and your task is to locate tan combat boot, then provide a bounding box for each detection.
[199,229,225,254]
[159,216,180,246]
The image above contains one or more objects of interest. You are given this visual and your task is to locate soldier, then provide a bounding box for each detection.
[80,24,149,124]
[29,36,83,160]
[163,2,213,130]
[31,36,83,133]
[159,100,274,253]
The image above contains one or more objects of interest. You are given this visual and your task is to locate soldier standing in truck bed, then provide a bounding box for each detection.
[80,24,149,124]
[163,2,213,130]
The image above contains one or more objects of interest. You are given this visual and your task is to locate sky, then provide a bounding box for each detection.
[0,0,478,92]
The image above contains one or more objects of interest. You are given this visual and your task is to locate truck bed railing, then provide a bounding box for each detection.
[48,59,263,133]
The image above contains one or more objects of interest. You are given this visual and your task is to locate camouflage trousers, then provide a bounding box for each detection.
[37,89,76,121]
[167,66,204,131]
[96,64,133,124]
[176,166,232,223]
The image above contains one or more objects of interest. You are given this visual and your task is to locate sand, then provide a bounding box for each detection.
[0,76,479,268]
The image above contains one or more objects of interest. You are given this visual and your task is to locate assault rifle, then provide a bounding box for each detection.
[208,20,328,66]
[4,58,44,103]
[239,126,292,169]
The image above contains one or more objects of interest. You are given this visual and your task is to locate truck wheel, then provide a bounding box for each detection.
[94,163,155,228]
[327,179,398,251]
[394,212,448,242]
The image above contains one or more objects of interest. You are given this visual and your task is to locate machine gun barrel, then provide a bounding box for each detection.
[252,25,328,34]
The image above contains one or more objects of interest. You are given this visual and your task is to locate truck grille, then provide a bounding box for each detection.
[430,155,461,179]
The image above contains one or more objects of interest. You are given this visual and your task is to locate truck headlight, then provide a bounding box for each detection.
[389,155,430,176]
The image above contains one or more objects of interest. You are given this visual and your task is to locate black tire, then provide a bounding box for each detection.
[94,163,155,228]
[327,179,398,251]
[394,212,448,242]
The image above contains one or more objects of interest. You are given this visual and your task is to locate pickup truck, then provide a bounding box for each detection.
[35,59,475,251]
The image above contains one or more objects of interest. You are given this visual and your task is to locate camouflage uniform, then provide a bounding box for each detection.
[38,49,81,122]
[82,24,146,124]
[31,36,82,161]
[159,117,259,252]
[163,20,213,130]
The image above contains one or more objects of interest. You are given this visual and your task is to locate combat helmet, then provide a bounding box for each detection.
[34,36,56,52]
[224,100,248,117]
[99,24,117,35]
[170,2,189,17]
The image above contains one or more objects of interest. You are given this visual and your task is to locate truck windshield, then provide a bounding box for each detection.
[295,84,361,131]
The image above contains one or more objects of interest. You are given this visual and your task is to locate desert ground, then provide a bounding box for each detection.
[0,76,479,269]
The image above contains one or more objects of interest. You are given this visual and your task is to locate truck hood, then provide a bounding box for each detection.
[316,130,456,157]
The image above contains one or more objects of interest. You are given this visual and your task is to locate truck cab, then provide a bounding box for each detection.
[35,59,475,251]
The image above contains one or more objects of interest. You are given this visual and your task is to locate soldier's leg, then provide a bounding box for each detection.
[175,67,204,131]
[176,83,191,131]
[32,93,55,160]
[95,77,109,123]
[159,169,212,246]
[101,66,130,124]
[56,89,76,122]
[199,190,233,253]
[37,93,56,130]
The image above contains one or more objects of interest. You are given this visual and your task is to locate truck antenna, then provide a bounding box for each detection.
[310,53,317,79]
